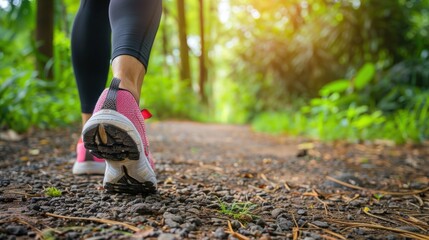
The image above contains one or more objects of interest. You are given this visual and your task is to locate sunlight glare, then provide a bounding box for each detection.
[0,0,10,9]
[218,0,230,23]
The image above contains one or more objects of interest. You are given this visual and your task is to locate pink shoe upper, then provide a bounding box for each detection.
[93,85,155,169]
[76,138,104,163]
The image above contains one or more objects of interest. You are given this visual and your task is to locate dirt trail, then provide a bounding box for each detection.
[0,121,428,239]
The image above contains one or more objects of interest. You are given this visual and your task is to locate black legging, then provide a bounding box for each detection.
[71,0,162,114]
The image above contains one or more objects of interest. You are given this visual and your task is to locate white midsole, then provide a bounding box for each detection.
[82,109,157,186]
[72,161,105,175]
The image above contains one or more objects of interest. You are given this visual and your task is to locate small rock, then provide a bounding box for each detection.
[131,203,155,215]
[297,209,307,215]
[178,228,189,238]
[230,220,241,230]
[191,217,203,226]
[277,219,293,231]
[256,218,266,227]
[65,231,79,239]
[6,225,27,236]
[388,202,399,208]
[249,224,263,235]
[158,233,179,240]
[309,232,322,239]
[312,221,328,228]
[214,227,227,239]
[164,219,180,228]
[354,228,365,235]
[386,234,399,240]
[271,208,285,218]
[163,212,183,223]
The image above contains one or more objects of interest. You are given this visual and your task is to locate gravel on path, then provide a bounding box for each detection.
[0,121,428,239]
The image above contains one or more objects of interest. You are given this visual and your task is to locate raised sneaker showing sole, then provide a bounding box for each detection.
[82,78,156,195]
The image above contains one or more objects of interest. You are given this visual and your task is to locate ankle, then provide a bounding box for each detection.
[111,55,146,101]
[82,113,92,127]
[117,78,141,101]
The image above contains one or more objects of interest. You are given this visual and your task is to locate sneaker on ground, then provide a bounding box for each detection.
[82,78,156,195]
[72,138,105,175]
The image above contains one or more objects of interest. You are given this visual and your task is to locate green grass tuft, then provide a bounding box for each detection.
[218,200,258,223]
[44,187,62,197]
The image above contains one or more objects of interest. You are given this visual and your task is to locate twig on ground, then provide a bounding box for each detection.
[362,207,398,225]
[414,194,424,206]
[45,213,146,233]
[198,163,224,172]
[326,176,429,196]
[291,213,300,240]
[396,215,429,232]
[284,182,291,191]
[344,194,360,204]
[302,189,329,215]
[13,217,44,240]
[308,223,347,240]
[259,173,277,188]
[5,190,41,198]
[225,220,250,240]
[329,219,429,240]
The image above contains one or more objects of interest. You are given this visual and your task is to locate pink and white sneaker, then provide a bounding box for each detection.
[72,138,105,175]
[82,78,156,194]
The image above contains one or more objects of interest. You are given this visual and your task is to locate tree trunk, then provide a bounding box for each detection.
[198,0,208,102]
[36,0,54,80]
[161,5,171,78]
[176,0,191,86]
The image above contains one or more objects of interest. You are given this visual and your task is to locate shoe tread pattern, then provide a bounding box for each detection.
[104,166,156,195]
[83,124,140,161]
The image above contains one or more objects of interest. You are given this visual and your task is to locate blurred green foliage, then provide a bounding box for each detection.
[0,0,428,144]
[253,63,429,143]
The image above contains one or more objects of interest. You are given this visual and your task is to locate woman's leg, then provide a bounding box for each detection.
[71,0,111,126]
[81,0,163,193]
[71,0,111,175]
[109,0,162,101]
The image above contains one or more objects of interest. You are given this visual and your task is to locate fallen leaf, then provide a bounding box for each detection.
[0,129,23,141]
[29,149,40,156]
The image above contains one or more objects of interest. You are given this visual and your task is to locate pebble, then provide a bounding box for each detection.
[386,234,399,240]
[6,225,27,236]
[249,224,263,235]
[65,231,79,239]
[158,233,179,240]
[297,209,307,215]
[256,218,266,227]
[131,203,155,215]
[276,219,293,231]
[164,219,180,228]
[311,221,328,228]
[163,212,184,223]
[214,227,227,239]
[230,220,241,230]
[271,208,285,218]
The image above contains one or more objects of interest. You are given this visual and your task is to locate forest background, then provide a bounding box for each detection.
[0,0,428,144]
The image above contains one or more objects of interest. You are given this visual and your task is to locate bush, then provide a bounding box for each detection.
[252,63,429,144]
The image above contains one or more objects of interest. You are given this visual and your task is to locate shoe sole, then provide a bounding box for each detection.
[82,110,156,195]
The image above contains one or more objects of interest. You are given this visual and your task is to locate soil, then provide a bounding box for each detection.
[0,121,428,239]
